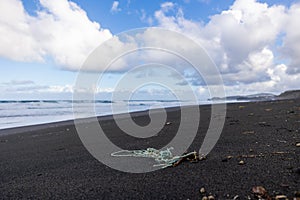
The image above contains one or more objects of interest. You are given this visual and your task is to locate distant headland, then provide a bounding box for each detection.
[208,89,300,101]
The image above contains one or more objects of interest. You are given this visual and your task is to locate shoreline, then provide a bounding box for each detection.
[0,105,183,136]
[0,99,249,135]
[0,99,299,199]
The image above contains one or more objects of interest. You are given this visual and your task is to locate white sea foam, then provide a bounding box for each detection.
[0,100,198,130]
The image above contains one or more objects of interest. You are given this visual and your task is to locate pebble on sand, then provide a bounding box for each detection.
[252,186,267,196]
[207,195,215,200]
[200,187,205,194]
[238,160,245,165]
[296,143,300,147]
[275,195,288,200]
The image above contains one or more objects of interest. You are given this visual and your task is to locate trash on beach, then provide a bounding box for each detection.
[296,143,300,147]
[239,106,245,109]
[111,147,202,169]
[265,108,272,112]
[165,122,172,125]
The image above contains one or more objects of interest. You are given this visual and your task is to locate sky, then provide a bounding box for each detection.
[0,0,300,100]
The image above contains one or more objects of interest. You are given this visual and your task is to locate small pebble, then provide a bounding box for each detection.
[166,122,172,125]
[233,195,239,200]
[200,187,206,194]
[208,195,215,200]
[222,155,233,162]
[199,156,207,161]
[202,196,208,200]
[238,160,245,165]
[275,195,288,200]
[252,186,267,196]
[296,143,300,147]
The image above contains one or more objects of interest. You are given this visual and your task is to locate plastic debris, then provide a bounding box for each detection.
[111,147,201,169]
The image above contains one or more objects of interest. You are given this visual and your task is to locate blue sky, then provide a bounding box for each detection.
[0,0,300,100]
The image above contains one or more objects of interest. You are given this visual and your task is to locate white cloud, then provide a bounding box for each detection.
[2,80,35,85]
[111,1,121,13]
[47,85,74,93]
[1,0,300,96]
[0,0,112,70]
[155,0,287,71]
[160,2,175,12]
[0,0,43,62]
[140,9,153,25]
[153,0,300,93]
[96,87,114,93]
[0,80,73,94]
[281,3,300,74]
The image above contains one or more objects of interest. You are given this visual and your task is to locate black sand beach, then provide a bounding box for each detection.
[0,99,299,199]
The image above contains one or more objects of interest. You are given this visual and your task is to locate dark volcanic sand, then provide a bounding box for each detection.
[0,100,299,199]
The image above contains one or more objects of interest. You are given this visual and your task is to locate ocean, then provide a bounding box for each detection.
[0,100,207,130]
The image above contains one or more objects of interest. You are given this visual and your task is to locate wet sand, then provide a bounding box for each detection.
[0,99,299,199]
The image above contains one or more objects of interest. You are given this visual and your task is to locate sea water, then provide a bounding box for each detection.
[0,100,204,130]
